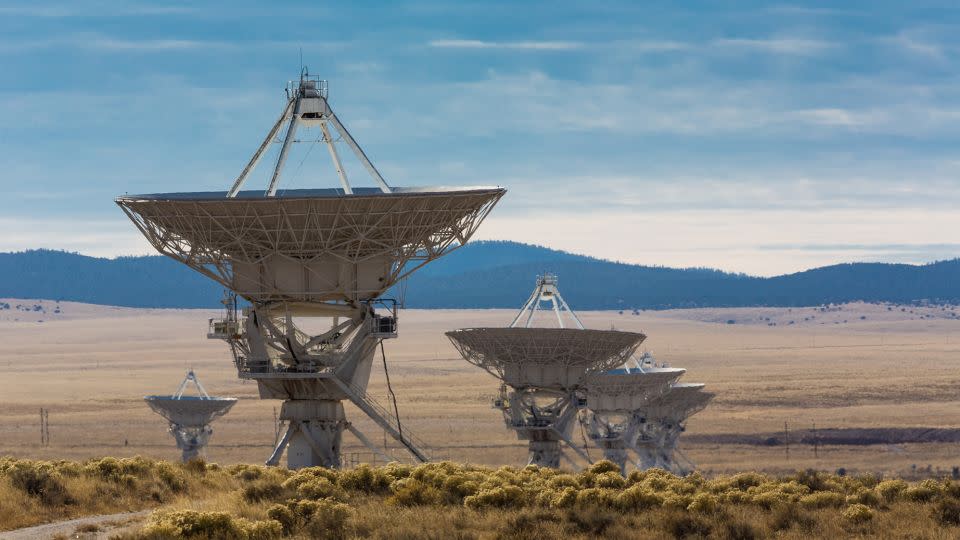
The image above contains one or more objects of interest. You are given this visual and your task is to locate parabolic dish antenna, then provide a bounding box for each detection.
[119,69,504,469]
[447,273,646,468]
[447,327,645,391]
[144,370,236,462]
[632,382,714,474]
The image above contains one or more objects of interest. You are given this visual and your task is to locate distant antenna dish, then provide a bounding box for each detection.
[580,367,685,474]
[144,370,237,462]
[448,273,645,468]
[630,382,713,474]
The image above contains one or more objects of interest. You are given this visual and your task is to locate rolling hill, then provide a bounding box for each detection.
[1,242,959,309]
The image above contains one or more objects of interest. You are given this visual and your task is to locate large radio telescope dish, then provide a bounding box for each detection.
[119,69,504,469]
[118,186,503,304]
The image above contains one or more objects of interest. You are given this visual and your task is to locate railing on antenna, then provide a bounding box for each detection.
[335,379,436,463]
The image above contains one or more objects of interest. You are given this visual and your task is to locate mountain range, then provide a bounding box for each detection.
[1,242,959,309]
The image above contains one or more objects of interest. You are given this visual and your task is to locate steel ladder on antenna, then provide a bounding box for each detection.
[331,378,434,463]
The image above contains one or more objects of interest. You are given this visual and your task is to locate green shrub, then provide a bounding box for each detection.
[574,487,616,508]
[139,510,280,539]
[593,471,626,489]
[242,519,283,540]
[301,498,352,539]
[615,484,664,511]
[687,492,719,513]
[842,503,874,524]
[295,477,346,501]
[464,485,525,509]
[588,460,620,474]
[875,479,907,502]
[7,461,71,505]
[548,474,579,489]
[242,478,287,503]
[846,487,881,507]
[183,458,207,475]
[389,478,443,506]
[265,504,296,534]
[154,462,187,493]
[550,487,578,509]
[769,504,816,532]
[728,472,767,491]
[338,464,391,494]
[904,485,937,502]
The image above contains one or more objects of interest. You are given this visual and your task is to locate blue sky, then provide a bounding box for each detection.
[2,1,960,275]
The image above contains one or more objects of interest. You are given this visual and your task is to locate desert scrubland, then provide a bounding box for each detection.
[1,299,959,478]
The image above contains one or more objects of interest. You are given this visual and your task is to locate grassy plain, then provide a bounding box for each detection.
[1,299,960,477]
[4,457,960,539]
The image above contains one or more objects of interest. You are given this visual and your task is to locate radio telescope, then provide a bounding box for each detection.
[632,382,713,473]
[447,274,645,468]
[581,364,685,474]
[144,370,236,461]
[119,69,505,469]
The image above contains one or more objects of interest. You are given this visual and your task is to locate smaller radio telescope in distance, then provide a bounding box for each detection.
[144,370,237,462]
[581,362,685,474]
[447,273,646,468]
[632,382,713,474]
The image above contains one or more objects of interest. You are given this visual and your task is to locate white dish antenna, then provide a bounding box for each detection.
[144,370,237,461]
[118,69,505,469]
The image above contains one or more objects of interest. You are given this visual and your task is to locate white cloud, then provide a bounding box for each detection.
[86,38,221,51]
[0,218,153,258]
[790,108,883,127]
[475,207,960,276]
[428,39,583,50]
[713,37,836,55]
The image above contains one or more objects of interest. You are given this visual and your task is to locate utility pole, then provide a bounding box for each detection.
[812,421,818,459]
[39,408,49,446]
[784,421,789,462]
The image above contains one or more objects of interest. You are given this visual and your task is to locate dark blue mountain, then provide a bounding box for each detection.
[1,243,958,309]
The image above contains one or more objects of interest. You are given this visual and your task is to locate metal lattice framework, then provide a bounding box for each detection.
[446,327,645,390]
[117,187,504,303]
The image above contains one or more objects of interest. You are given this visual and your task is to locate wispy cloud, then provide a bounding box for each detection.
[0,4,196,17]
[428,39,583,50]
[790,108,882,127]
[86,37,229,51]
[713,37,836,55]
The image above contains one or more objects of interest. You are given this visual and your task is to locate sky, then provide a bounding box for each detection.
[2,1,960,276]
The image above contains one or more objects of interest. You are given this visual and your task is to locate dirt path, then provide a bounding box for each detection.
[0,510,150,540]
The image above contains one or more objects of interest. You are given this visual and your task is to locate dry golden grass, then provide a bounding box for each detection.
[2,300,960,476]
[0,458,946,539]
